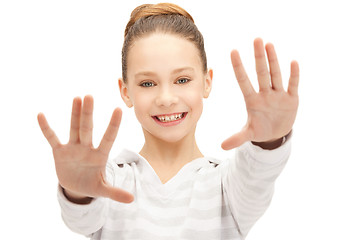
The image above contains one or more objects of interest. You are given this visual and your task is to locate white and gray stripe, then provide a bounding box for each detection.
[58,140,291,239]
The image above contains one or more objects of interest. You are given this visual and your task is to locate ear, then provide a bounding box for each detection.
[203,69,213,98]
[118,78,133,108]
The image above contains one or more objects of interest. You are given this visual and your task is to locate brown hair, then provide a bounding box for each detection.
[122,3,207,83]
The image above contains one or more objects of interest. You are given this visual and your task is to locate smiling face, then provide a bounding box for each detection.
[119,33,212,144]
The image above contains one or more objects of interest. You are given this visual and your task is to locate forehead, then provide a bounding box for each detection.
[127,33,203,76]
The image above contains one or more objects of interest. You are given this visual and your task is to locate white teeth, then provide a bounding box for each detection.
[156,113,184,122]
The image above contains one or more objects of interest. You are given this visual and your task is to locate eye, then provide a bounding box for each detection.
[176,78,190,84]
[140,81,155,87]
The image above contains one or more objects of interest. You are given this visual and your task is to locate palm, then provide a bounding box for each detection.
[38,96,133,203]
[52,143,108,198]
[245,90,298,141]
[222,38,299,150]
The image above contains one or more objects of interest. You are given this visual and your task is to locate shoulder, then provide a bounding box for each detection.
[111,149,141,165]
[106,149,141,176]
[204,156,223,167]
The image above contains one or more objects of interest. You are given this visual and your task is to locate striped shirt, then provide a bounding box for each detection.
[58,140,290,240]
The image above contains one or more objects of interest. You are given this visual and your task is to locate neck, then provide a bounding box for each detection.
[139,128,203,167]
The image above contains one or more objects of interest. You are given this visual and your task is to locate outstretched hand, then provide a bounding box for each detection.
[221,38,299,150]
[38,95,134,203]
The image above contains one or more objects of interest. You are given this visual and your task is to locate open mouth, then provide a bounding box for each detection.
[152,112,187,123]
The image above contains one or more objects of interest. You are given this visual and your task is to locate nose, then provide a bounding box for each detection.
[155,86,179,108]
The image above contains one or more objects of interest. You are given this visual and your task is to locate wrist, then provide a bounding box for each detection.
[62,187,93,204]
[252,130,292,150]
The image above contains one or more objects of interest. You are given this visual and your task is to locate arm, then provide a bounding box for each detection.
[56,161,120,236]
[223,137,291,238]
[57,185,109,236]
[38,96,134,235]
[221,38,299,237]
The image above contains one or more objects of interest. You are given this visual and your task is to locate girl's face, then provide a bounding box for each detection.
[119,33,212,143]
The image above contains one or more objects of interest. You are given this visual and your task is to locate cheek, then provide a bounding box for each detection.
[132,92,152,119]
[185,88,204,114]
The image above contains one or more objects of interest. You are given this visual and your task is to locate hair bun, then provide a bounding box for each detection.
[125,3,194,37]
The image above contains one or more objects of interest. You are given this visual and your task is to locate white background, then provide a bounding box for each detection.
[1,0,359,239]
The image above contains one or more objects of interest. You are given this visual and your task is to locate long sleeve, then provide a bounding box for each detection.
[222,138,291,239]
[56,162,118,237]
[57,186,109,237]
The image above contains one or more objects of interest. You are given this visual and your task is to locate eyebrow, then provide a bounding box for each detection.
[172,67,195,74]
[134,67,195,78]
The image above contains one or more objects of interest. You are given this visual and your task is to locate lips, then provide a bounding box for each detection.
[152,112,187,125]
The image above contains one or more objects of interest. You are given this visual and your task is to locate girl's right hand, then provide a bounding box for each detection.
[38,95,134,203]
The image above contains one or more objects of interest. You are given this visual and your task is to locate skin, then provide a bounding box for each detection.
[37,34,299,203]
[222,39,299,149]
[119,33,212,184]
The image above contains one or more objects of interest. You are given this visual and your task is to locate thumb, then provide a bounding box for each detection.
[221,128,251,150]
[102,185,134,203]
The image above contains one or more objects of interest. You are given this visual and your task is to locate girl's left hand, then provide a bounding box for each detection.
[221,38,299,150]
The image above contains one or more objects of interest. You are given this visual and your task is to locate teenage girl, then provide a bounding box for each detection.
[38,3,299,239]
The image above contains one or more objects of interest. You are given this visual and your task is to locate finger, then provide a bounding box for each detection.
[37,113,61,149]
[254,38,271,91]
[288,60,300,96]
[231,50,255,98]
[102,185,134,203]
[98,108,122,155]
[79,95,94,145]
[221,128,252,150]
[69,97,82,143]
[265,43,284,91]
